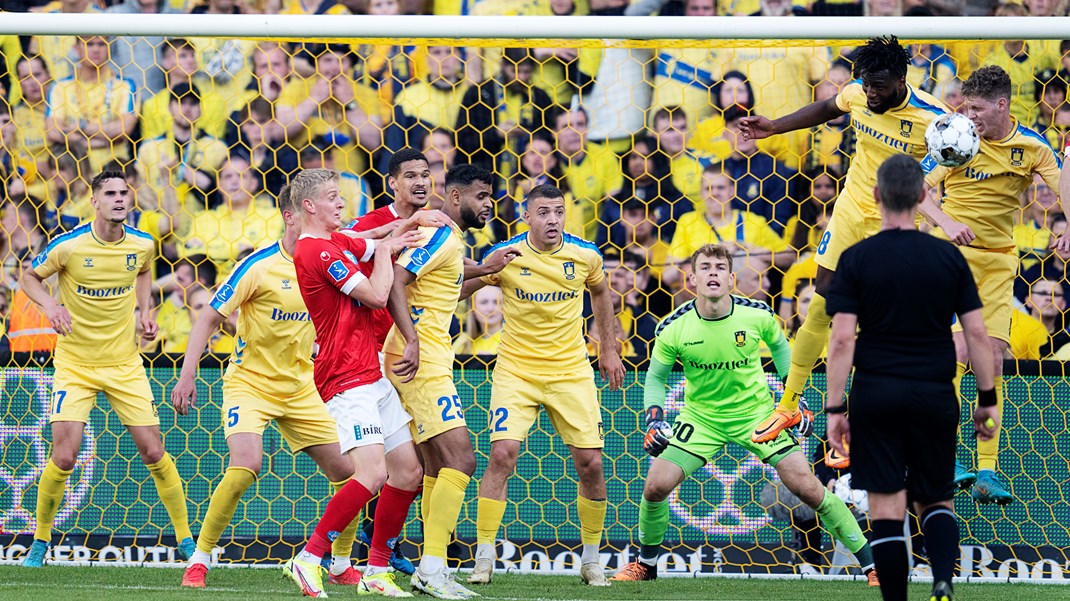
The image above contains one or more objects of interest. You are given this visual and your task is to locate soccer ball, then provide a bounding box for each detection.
[925,113,980,168]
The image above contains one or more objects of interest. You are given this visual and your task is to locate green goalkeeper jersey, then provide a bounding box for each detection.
[647,297,791,418]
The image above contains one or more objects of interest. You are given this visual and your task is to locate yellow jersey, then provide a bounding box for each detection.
[924,119,1062,251]
[211,241,316,396]
[480,232,603,376]
[728,46,828,120]
[182,203,285,277]
[31,222,154,366]
[669,210,788,260]
[279,0,350,14]
[651,48,727,123]
[981,44,1058,124]
[46,74,138,171]
[155,297,191,354]
[671,152,706,209]
[561,144,622,242]
[1013,220,1052,271]
[384,224,466,368]
[139,87,229,141]
[12,102,49,198]
[135,131,230,213]
[29,0,106,81]
[1009,308,1048,361]
[395,80,467,130]
[834,81,946,219]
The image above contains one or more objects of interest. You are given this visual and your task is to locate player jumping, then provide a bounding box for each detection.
[611,244,877,586]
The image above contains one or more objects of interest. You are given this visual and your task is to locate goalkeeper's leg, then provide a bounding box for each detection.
[753,268,834,443]
[611,457,688,582]
[774,451,877,579]
[470,440,520,584]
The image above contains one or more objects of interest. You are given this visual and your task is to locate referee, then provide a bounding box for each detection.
[824,154,999,601]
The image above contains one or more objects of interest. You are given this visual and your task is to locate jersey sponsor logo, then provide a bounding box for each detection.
[515,288,579,303]
[320,251,331,261]
[409,247,431,266]
[270,308,311,321]
[125,253,137,271]
[563,261,576,280]
[1011,147,1024,167]
[735,331,747,347]
[899,119,913,137]
[214,283,235,305]
[687,357,750,371]
[852,119,917,153]
[83,257,94,268]
[75,284,132,298]
[343,250,359,264]
[964,166,994,181]
[328,260,350,282]
[281,279,292,290]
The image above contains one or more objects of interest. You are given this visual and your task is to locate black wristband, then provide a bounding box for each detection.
[824,404,848,414]
[977,387,997,408]
[645,406,665,425]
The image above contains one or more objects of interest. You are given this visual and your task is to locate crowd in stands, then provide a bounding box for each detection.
[1,0,1070,364]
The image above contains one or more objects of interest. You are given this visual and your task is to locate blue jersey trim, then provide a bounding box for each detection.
[33,223,93,269]
[1016,124,1063,166]
[123,224,154,241]
[907,90,946,116]
[562,233,602,256]
[482,232,527,262]
[210,242,280,311]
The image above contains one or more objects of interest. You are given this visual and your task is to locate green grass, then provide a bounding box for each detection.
[0,567,1062,601]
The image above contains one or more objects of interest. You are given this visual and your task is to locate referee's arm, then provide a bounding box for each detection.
[825,313,857,456]
[960,308,1000,441]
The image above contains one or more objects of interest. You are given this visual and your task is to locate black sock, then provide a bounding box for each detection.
[920,507,959,587]
[639,544,659,567]
[871,519,909,601]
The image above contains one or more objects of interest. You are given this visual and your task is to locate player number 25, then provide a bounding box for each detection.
[438,395,464,422]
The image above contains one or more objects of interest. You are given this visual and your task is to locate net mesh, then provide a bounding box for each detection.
[0,19,1068,579]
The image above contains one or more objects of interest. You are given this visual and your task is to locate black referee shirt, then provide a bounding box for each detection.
[826,229,983,383]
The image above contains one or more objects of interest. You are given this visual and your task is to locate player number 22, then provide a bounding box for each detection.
[438,395,464,422]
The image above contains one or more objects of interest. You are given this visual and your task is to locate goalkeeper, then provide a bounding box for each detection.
[612,244,877,585]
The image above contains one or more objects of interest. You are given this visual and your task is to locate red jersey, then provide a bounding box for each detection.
[344,204,402,349]
[293,232,381,401]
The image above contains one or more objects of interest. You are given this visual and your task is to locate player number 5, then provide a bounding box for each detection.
[227,406,240,427]
[438,395,463,422]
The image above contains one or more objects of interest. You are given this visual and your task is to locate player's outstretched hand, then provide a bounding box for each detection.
[44,301,73,336]
[383,230,424,255]
[482,247,522,274]
[826,413,850,456]
[171,375,197,416]
[1051,228,1070,256]
[140,312,159,342]
[643,406,672,457]
[413,209,452,229]
[737,115,775,141]
[973,404,999,441]
[391,340,420,383]
[599,351,626,391]
[942,220,976,246]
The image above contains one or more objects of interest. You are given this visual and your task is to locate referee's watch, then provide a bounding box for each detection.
[824,404,848,414]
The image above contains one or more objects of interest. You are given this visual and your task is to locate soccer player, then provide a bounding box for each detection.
[920,65,1067,506]
[384,164,512,599]
[825,154,999,601]
[20,170,194,567]
[169,185,377,588]
[460,184,626,587]
[611,244,877,585]
[739,36,947,455]
[284,168,426,598]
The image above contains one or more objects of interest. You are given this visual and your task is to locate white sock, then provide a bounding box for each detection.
[419,555,446,575]
[474,543,495,561]
[297,549,319,564]
[330,555,352,576]
[365,565,388,577]
[188,549,212,566]
[581,544,599,565]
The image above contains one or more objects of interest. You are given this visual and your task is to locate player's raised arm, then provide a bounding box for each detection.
[386,263,420,382]
[171,307,227,416]
[588,278,625,390]
[349,232,420,309]
[738,96,845,141]
[463,246,522,281]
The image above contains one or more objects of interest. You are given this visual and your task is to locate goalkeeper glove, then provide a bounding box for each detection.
[643,406,672,457]
[796,398,814,438]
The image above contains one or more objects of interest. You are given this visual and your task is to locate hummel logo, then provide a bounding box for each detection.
[520,267,532,276]
[683,340,702,346]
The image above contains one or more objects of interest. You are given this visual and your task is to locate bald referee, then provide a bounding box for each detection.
[824,154,999,601]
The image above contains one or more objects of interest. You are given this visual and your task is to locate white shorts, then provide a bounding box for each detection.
[326,378,412,454]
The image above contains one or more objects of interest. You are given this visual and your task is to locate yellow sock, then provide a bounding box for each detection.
[781,293,832,413]
[952,361,967,414]
[146,453,193,541]
[34,459,73,541]
[423,468,469,558]
[977,376,1004,472]
[330,479,362,561]
[421,475,437,523]
[196,467,255,553]
[576,496,607,547]
[476,497,507,546]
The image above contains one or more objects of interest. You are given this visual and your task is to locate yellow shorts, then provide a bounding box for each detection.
[50,359,158,427]
[814,197,882,271]
[221,373,338,453]
[384,355,465,445]
[490,364,604,449]
[949,246,1016,344]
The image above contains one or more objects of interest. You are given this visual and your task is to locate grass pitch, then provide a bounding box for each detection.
[0,566,1061,601]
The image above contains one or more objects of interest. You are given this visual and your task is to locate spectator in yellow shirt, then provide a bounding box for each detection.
[12,55,52,200]
[1015,175,1060,271]
[613,198,672,283]
[43,140,93,233]
[299,136,373,223]
[650,106,706,206]
[45,35,138,173]
[1008,307,1050,361]
[553,107,621,242]
[453,284,504,357]
[421,127,457,168]
[181,154,284,276]
[394,45,467,135]
[510,131,569,234]
[141,38,229,141]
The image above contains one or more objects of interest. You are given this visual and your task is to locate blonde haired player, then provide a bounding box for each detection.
[919,65,1069,505]
[20,170,193,567]
[461,184,626,587]
[739,36,948,462]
